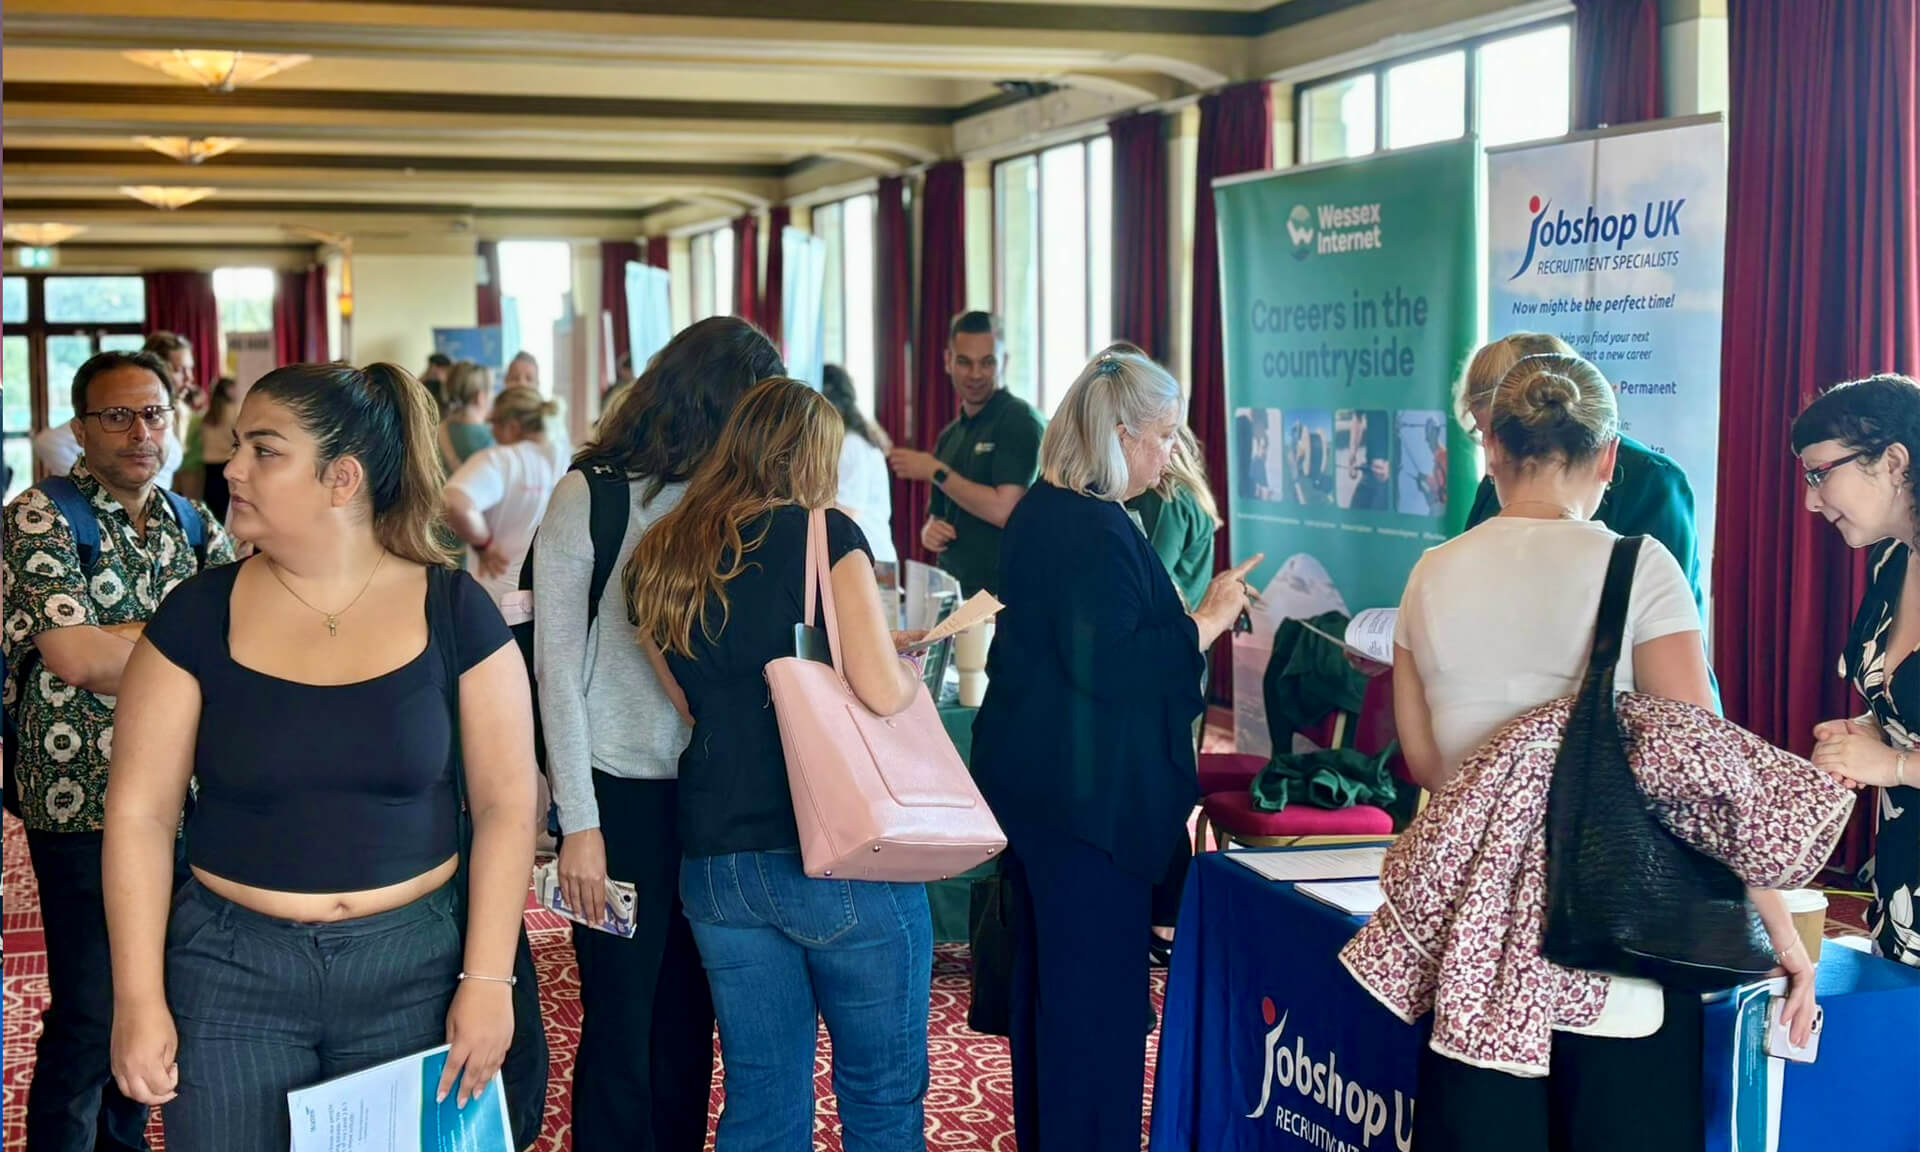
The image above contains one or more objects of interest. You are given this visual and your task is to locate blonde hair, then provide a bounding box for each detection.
[1455,332,1576,429]
[1488,353,1618,469]
[1158,424,1221,527]
[442,361,494,411]
[490,385,559,436]
[626,376,844,657]
[1042,351,1182,502]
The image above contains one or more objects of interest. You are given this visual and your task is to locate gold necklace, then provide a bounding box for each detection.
[266,552,387,638]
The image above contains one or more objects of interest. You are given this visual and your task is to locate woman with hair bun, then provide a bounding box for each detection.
[102,363,536,1150]
[444,384,565,604]
[1457,333,1704,612]
[1388,351,1814,1152]
[1795,373,1920,968]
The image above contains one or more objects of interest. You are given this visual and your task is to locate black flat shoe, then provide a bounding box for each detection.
[1148,931,1174,968]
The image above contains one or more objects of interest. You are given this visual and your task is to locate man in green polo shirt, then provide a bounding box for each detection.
[888,311,1044,597]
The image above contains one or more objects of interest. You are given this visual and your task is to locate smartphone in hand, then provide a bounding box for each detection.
[1765,999,1823,1063]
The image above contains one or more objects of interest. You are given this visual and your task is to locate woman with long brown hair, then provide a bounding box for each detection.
[103,363,537,1150]
[539,316,782,1152]
[628,376,931,1151]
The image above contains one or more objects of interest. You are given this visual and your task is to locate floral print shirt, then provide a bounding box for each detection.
[2,459,234,832]
[1339,693,1853,1076]
[1842,541,1920,968]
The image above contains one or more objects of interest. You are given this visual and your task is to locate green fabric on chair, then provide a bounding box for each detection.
[1250,741,1399,813]
[1263,613,1367,750]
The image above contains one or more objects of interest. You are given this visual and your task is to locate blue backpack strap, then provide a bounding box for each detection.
[35,476,101,573]
[160,489,208,569]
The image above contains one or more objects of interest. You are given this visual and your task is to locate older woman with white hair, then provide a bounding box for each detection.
[971,350,1259,1151]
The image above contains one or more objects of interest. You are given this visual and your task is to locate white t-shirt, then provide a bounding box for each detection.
[447,439,563,604]
[1395,516,1701,1039]
[1395,517,1700,774]
[837,434,897,567]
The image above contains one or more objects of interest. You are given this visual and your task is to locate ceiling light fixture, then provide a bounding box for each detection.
[120,185,217,210]
[122,49,311,93]
[134,135,247,164]
[2,223,87,246]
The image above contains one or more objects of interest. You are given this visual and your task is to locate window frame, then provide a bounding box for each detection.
[3,274,149,491]
[1294,14,1573,165]
[990,133,1113,417]
[811,190,880,418]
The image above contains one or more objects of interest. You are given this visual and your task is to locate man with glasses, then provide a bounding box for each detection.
[2,350,234,1152]
[30,331,190,494]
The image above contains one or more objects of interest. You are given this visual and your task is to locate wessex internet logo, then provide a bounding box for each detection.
[1287,202,1384,260]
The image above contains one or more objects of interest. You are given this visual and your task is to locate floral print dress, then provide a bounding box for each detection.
[1842,541,1920,968]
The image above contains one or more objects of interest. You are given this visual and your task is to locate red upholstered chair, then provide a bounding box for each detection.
[1192,752,1266,852]
[1200,674,1419,850]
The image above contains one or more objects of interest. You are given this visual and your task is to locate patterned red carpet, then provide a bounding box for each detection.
[1,814,1167,1151]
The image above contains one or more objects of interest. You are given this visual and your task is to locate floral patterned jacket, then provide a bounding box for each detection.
[1339,693,1854,1077]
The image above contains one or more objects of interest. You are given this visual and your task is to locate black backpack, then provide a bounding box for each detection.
[512,458,632,785]
[3,477,208,817]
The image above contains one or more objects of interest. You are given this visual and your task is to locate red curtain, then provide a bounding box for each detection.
[142,271,218,398]
[644,235,668,269]
[764,205,791,351]
[1716,0,1920,874]
[271,267,328,366]
[476,240,502,328]
[731,213,761,326]
[1189,82,1272,704]
[1110,110,1170,362]
[910,162,968,566]
[600,240,641,372]
[1572,0,1663,129]
[875,175,915,563]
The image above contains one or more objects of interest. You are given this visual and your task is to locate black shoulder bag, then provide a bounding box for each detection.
[1541,536,1776,993]
[429,566,551,1150]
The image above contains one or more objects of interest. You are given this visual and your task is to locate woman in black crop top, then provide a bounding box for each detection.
[627,377,933,1150]
[101,363,538,1151]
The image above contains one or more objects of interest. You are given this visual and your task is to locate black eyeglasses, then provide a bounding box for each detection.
[83,405,174,434]
[1803,451,1864,490]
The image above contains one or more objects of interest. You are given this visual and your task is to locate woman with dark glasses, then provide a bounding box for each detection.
[1794,373,1920,969]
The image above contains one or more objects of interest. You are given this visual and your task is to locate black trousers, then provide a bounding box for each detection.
[1414,987,1705,1152]
[1001,816,1155,1152]
[25,829,160,1152]
[569,774,715,1152]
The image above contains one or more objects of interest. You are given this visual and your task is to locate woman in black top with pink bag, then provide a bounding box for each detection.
[101,363,538,1151]
[627,376,932,1151]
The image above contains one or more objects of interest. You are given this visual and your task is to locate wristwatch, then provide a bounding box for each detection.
[932,465,950,486]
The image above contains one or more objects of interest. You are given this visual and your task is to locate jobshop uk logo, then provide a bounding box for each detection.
[1246,997,1414,1152]
[1508,194,1686,279]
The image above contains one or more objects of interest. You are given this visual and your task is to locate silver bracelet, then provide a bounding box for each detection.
[457,971,517,987]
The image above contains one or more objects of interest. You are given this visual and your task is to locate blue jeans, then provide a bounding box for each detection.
[680,851,932,1152]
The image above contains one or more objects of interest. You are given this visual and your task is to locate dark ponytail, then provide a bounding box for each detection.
[821,363,881,448]
[249,362,455,567]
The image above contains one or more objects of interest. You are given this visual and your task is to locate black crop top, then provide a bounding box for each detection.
[144,562,512,893]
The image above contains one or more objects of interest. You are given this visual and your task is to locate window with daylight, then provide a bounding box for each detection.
[213,266,276,338]
[1296,18,1572,163]
[993,135,1113,417]
[688,226,736,323]
[812,192,880,421]
[3,274,149,500]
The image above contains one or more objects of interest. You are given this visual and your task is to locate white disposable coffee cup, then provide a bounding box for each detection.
[1782,889,1829,961]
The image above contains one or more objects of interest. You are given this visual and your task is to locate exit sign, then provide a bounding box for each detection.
[15,247,55,268]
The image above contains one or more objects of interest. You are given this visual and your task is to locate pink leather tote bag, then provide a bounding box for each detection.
[764,508,1006,881]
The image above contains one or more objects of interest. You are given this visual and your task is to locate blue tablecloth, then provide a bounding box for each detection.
[1151,849,1920,1152]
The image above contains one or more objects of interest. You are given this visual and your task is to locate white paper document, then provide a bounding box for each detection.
[1226,845,1389,883]
[1294,879,1387,916]
[901,591,1003,651]
[1300,607,1398,666]
[288,1045,512,1152]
